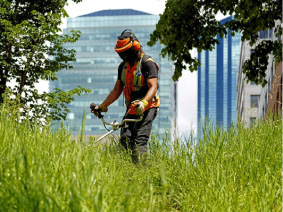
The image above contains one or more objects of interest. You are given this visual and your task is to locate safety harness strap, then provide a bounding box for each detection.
[121,53,160,114]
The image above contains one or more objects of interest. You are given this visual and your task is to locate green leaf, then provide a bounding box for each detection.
[148,0,282,83]
[0,0,89,124]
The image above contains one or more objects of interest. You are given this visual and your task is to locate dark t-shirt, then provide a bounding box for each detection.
[117,59,158,81]
[117,55,159,100]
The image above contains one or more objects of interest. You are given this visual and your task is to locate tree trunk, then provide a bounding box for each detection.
[0,68,7,104]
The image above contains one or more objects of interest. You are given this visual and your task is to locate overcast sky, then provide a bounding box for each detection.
[62,0,198,138]
[65,0,166,17]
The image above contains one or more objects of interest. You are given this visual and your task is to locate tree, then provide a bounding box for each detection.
[0,0,91,124]
[148,0,282,86]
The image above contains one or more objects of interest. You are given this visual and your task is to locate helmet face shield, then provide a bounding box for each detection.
[118,47,139,62]
[118,51,128,61]
[115,30,140,62]
[115,38,132,53]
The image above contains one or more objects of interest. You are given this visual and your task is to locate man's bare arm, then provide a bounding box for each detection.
[143,77,158,102]
[101,80,123,107]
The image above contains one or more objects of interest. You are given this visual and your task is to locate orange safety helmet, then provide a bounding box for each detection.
[114,29,141,53]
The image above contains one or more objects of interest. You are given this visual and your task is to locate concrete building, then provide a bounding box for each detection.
[237,27,282,125]
[50,9,176,137]
[197,16,241,137]
[237,41,262,124]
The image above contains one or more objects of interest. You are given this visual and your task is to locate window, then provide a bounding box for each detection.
[250,49,255,54]
[250,81,256,85]
[262,107,265,118]
[68,113,75,120]
[259,30,268,39]
[250,117,256,124]
[268,28,273,39]
[250,95,259,108]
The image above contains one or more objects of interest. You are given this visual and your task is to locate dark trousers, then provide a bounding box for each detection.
[120,107,158,163]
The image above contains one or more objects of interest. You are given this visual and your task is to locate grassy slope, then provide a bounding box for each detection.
[0,111,281,211]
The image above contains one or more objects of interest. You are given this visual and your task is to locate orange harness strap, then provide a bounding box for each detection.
[122,54,160,115]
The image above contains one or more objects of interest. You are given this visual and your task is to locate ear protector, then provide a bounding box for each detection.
[114,29,140,53]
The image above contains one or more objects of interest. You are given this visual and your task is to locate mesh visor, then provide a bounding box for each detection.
[115,38,133,53]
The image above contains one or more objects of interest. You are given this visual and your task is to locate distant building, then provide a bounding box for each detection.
[50,9,176,137]
[197,16,241,137]
[237,26,282,125]
[237,41,262,124]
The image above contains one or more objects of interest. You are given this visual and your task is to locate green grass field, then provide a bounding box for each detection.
[0,108,281,211]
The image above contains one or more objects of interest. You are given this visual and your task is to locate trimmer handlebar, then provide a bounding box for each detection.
[95,110,104,119]
[90,103,104,119]
[90,103,143,142]
[90,102,143,128]
[99,115,143,131]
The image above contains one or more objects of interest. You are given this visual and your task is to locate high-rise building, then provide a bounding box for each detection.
[237,26,282,125]
[197,16,241,137]
[50,9,176,137]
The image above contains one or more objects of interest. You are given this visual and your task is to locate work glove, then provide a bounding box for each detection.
[90,102,108,117]
[132,99,148,115]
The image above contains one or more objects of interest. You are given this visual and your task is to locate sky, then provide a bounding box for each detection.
[65,0,166,17]
[62,0,198,138]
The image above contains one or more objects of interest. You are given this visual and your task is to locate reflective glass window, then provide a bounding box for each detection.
[250,95,259,108]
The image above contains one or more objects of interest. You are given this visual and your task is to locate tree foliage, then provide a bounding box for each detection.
[148,0,282,86]
[0,0,91,124]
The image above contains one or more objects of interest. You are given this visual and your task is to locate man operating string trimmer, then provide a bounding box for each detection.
[90,29,160,163]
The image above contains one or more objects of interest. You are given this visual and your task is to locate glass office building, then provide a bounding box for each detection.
[197,16,241,137]
[50,9,175,137]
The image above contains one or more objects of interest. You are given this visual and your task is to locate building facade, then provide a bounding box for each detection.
[237,41,262,124]
[237,26,282,125]
[197,16,241,137]
[50,9,176,137]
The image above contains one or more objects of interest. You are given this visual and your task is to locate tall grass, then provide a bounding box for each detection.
[0,107,281,211]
